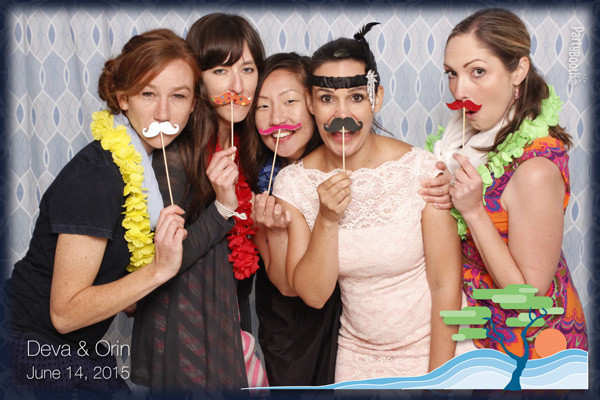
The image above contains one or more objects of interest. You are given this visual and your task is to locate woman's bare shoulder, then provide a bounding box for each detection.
[375,135,413,161]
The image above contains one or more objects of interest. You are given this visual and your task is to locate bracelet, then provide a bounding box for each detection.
[215,200,247,220]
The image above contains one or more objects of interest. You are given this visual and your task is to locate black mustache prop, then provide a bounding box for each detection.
[323,117,363,133]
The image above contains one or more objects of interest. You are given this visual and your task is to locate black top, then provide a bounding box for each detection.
[255,255,342,386]
[254,161,343,386]
[7,141,129,348]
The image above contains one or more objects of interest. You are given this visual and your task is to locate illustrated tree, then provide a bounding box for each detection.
[440,284,564,390]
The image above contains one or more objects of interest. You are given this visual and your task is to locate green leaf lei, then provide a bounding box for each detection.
[426,85,563,238]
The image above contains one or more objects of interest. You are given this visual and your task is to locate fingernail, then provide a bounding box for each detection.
[423,196,430,202]
[433,203,439,208]
[418,189,424,195]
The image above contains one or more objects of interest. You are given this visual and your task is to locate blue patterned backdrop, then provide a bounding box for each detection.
[0,0,596,394]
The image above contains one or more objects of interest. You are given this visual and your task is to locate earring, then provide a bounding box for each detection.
[514,85,520,100]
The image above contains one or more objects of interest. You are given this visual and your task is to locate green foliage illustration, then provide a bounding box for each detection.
[440,284,564,390]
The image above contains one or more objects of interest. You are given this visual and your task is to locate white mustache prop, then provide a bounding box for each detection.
[142,121,180,138]
[141,121,180,206]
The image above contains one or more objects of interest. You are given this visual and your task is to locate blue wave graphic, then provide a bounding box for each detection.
[258,349,588,390]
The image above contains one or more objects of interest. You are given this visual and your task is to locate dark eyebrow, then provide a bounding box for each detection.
[443,58,487,71]
[464,59,486,68]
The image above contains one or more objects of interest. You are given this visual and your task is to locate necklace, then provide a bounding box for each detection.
[91,110,155,271]
[427,85,562,237]
[213,138,259,280]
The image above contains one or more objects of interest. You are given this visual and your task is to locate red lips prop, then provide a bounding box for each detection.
[446,100,482,156]
[446,99,482,111]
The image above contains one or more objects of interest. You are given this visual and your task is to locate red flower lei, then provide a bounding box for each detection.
[213,137,260,280]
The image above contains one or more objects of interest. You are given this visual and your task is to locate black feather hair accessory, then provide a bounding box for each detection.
[353,22,380,46]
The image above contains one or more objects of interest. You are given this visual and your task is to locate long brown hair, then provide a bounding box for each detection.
[178,13,265,217]
[447,8,572,150]
[248,52,323,181]
[98,29,200,115]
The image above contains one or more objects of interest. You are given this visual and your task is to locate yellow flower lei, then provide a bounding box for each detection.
[90,110,155,272]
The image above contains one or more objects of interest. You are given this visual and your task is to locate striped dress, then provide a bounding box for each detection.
[462,136,588,358]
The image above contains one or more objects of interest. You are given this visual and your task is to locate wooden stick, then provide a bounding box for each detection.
[342,127,346,171]
[267,130,281,195]
[462,107,465,155]
[160,132,174,205]
[230,102,235,161]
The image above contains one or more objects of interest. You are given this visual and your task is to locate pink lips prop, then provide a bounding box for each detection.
[258,123,302,136]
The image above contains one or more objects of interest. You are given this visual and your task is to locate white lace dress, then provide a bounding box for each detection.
[274,147,471,381]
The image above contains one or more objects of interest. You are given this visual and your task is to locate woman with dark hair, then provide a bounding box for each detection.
[271,24,473,382]
[7,28,195,392]
[185,12,264,334]
[131,13,268,391]
[249,52,342,385]
[251,52,453,385]
[252,53,322,292]
[435,8,587,356]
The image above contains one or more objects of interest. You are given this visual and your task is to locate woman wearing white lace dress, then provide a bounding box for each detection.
[272,24,473,381]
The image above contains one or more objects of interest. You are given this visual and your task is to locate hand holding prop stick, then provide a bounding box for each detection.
[211,92,253,161]
[142,121,180,205]
[446,100,482,154]
[259,123,302,194]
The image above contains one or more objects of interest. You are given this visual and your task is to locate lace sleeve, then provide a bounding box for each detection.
[272,163,299,208]
[413,147,443,182]
[272,163,322,231]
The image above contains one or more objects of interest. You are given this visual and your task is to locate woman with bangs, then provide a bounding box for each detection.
[131,13,267,391]
[184,11,264,340]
